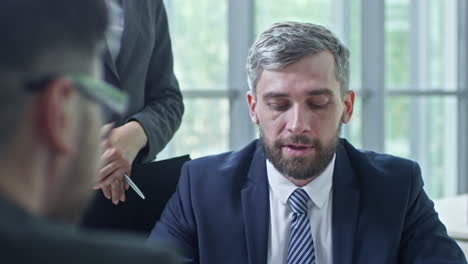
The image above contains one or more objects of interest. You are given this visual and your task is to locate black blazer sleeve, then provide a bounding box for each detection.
[398,162,467,263]
[131,1,184,164]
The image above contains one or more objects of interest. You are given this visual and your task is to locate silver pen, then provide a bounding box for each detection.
[124,173,146,200]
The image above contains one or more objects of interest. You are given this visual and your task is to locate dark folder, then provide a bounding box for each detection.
[81,155,190,237]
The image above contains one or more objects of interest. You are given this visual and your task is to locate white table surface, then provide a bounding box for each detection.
[434,194,468,257]
[434,194,468,239]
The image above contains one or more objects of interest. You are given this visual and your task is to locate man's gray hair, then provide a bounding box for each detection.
[246,22,350,96]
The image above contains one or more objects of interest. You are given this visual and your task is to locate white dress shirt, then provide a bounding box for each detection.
[105,0,124,63]
[267,155,335,264]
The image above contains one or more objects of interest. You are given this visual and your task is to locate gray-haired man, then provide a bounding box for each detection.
[0,0,179,263]
[149,22,466,264]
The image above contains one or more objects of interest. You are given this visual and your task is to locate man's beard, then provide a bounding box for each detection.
[261,124,341,181]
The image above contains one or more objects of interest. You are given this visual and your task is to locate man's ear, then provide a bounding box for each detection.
[341,90,355,124]
[36,77,76,155]
[246,91,259,125]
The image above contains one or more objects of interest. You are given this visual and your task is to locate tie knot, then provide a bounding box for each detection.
[289,188,310,214]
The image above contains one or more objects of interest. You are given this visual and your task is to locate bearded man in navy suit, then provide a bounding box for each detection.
[149,21,467,264]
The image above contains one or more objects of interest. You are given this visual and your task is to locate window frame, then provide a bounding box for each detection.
[163,0,468,195]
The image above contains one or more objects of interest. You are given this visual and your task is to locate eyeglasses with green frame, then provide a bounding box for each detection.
[25,74,129,125]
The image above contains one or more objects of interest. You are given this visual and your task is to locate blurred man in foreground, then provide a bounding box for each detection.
[0,0,178,263]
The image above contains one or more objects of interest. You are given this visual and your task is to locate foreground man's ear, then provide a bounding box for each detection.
[36,77,76,155]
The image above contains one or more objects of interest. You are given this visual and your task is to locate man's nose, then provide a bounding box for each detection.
[286,105,311,134]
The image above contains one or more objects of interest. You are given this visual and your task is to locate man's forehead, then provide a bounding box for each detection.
[256,53,339,93]
[257,73,339,98]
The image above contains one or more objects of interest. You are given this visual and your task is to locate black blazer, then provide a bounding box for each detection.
[104,0,184,163]
[0,196,179,264]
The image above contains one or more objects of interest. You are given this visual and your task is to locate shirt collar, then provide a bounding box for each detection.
[267,154,335,209]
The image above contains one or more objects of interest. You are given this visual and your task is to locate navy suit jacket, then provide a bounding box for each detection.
[149,139,467,264]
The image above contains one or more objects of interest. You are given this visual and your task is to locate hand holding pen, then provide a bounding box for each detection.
[95,122,147,204]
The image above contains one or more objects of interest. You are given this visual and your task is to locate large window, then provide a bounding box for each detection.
[162,0,229,158]
[384,0,461,197]
[160,0,467,199]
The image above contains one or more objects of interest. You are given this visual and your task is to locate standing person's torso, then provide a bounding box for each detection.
[103,0,158,119]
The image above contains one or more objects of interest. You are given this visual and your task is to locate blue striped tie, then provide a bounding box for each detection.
[287,188,315,264]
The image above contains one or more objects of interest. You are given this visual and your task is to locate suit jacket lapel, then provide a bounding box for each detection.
[332,140,361,264]
[241,145,269,264]
[117,0,144,75]
[103,42,120,83]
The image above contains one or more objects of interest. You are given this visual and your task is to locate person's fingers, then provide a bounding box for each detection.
[124,181,129,191]
[99,148,131,177]
[97,169,125,189]
[100,147,119,165]
[120,183,126,202]
[100,123,114,138]
[111,180,121,205]
[101,185,111,200]
[94,165,120,189]
[100,139,109,151]
[98,161,121,182]
[97,147,127,186]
